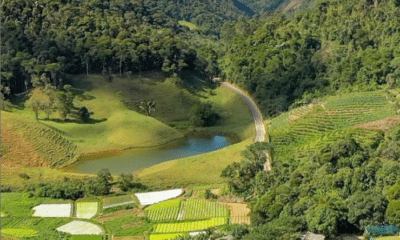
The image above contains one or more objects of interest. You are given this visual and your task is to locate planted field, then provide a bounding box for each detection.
[103,195,135,208]
[153,218,228,233]
[1,110,78,168]
[269,91,396,158]
[76,201,99,219]
[179,199,229,220]
[145,199,181,221]
[102,215,152,236]
[33,203,72,217]
[135,189,183,206]
[57,220,104,235]
[1,192,66,217]
[150,233,186,240]
[1,228,38,238]
[1,217,71,239]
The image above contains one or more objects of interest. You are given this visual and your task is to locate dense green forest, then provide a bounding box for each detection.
[219,0,400,116]
[0,0,243,103]
[221,124,400,239]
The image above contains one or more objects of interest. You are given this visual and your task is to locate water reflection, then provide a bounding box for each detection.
[69,135,232,174]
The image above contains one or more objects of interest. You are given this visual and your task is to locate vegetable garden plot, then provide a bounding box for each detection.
[56,220,104,235]
[1,228,38,238]
[150,233,186,240]
[153,218,228,233]
[32,203,72,217]
[179,199,229,220]
[135,189,183,206]
[145,199,181,221]
[76,201,99,219]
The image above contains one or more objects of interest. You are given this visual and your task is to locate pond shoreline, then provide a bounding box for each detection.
[62,128,241,173]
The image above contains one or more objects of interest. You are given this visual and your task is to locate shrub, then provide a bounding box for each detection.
[190,102,220,127]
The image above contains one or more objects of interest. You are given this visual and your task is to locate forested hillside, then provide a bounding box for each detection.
[219,0,400,116]
[1,0,235,102]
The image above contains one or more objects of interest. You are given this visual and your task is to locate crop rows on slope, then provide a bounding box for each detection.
[145,199,182,222]
[179,199,229,220]
[145,199,229,222]
[7,114,78,167]
[153,218,228,233]
[270,92,395,156]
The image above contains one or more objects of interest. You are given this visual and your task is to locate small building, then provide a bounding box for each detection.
[301,231,326,240]
[365,225,400,238]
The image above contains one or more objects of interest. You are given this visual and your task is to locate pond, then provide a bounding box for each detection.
[67,134,232,174]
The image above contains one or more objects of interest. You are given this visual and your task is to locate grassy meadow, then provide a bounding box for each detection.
[1,70,254,188]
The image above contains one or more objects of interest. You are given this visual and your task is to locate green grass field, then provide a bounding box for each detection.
[76,201,99,219]
[2,71,254,188]
[137,138,253,188]
[149,233,187,240]
[153,217,228,233]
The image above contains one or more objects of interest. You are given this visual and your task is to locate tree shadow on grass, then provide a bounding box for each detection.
[42,117,107,124]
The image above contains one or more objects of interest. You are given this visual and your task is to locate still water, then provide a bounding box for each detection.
[69,135,232,174]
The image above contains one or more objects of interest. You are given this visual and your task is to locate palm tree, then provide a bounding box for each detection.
[139,100,156,116]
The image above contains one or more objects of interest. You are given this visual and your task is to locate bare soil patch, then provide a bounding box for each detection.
[225,203,251,224]
[218,195,245,203]
[354,115,400,132]
[283,0,302,12]
[1,124,48,169]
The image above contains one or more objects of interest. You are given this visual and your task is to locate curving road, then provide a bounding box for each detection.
[220,82,266,142]
[218,80,271,171]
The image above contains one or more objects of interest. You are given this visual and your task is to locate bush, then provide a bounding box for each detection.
[78,106,91,123]
[18,173,31,180]
[189,102,220,127]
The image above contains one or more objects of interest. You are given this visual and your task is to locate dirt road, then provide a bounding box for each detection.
[220,82,265,142]
[219,81,271,171]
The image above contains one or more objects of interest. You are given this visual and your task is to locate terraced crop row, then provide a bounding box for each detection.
[270,92,395,158]
[7,114,77,167]
[179,199,229,220]
[147,207,180,222]
[153,218,228,233]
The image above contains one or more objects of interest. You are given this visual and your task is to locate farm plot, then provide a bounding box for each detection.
[1,192,66,217]
[135,189,183,206]
[76,201,99,219]
[32,203,72,217]
[1,228,38,238]
[179,199,229,220]
[57,220,104,235]
[225,203,250,224]
[1,217,71,239]
[153,217,228,233]
[145,199,181,222]
[103,195,136,209]
[150,233,186,240]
